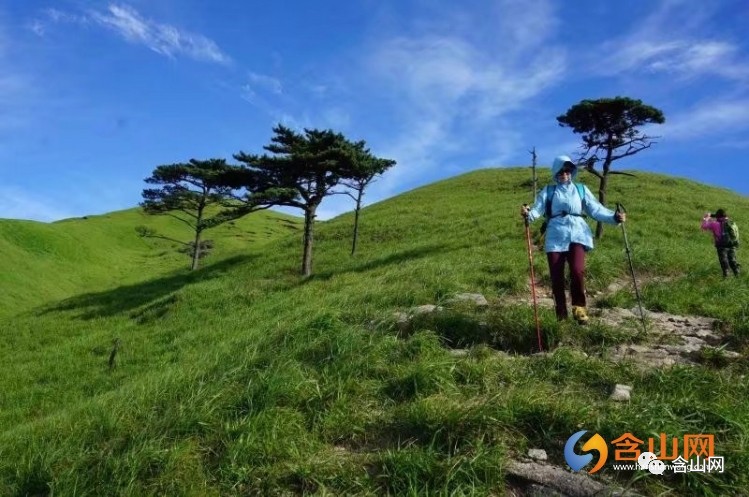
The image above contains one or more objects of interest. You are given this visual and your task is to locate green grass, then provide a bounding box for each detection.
[0,167,747,496]
[0,207,301,317]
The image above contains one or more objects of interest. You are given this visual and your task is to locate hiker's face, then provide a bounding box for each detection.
[557,169,573,183]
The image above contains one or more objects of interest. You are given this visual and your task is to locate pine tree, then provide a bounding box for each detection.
[557,97,665,238]
[233,125,364,276]
[141,158,246,270]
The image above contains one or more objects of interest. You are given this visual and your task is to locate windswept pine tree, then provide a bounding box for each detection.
[233,125,366,276]
[141,158,261,270]
[557,96,665,238]
[341,141,396,255]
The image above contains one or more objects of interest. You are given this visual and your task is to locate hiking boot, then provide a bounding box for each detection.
[572,306,589,325]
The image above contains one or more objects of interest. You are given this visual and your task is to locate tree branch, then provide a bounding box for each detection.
[611,141,653,161]
[329,189,358,201]
[583,163,603,179]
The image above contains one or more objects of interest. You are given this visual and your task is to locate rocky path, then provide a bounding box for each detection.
[503,276,740,368]
[599,307,739,367]
[390,286,743,497]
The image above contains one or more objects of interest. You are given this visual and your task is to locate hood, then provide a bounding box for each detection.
[552,155,578,184]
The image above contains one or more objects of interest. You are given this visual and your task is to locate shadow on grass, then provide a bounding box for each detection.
[407,309,553,355]
[403,306,634,356]
[41,254,256,320]
[296,244,452,285]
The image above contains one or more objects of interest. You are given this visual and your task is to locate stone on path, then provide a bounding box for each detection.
[610,384,632,402]
[448,293,489,307]
[528,449,548,461]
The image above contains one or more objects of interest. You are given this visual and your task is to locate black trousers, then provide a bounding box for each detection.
[716,246,740,276]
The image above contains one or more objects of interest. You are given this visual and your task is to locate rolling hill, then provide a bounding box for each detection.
[0,168,747,496]
[0,207,301,317]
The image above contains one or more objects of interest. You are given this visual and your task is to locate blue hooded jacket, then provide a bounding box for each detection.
[526,155,618,252]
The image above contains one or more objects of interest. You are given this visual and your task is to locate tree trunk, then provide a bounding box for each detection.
[191,204,205,270]
[302,205,316,276]
[595,160,611,239]
[191,229,202,270]
[351,189,363,256]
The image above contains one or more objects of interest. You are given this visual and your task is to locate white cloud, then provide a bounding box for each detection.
[370,35,564,120]
[366,5,565,195]
[240,84,262,105]
[45,8,86,24]
[603,39,748,80]
[491,0,559,53]
[240,72,285,113]
[320,107,351,130]
[33,4,231,65]
[247,72,283,95]
[372,121,451,199]
[664,99,749,140]
[93,4,230,64]
[478,127,536,167]
[27,20,46,37]
[593,2,749,81]
[0,187,73,222]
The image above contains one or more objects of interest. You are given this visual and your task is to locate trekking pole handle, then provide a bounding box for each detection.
[522,204,530,227]
[615,202,627,224]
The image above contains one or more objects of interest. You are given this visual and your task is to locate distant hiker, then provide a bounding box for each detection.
[701,209,740,277]
[520,156,625,324]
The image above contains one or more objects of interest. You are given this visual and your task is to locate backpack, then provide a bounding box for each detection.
[539,183,586,234]
[719,219,739,248]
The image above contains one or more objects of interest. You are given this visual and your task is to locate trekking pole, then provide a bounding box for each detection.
[616,203,647,335]
[523,205,544,351]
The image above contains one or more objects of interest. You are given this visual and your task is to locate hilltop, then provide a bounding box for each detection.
[0,167,747,496]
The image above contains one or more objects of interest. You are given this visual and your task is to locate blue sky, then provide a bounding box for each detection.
[2,0,749,221]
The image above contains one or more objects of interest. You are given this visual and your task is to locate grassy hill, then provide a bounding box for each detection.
[0,207,301,317]
[0,168,747,496]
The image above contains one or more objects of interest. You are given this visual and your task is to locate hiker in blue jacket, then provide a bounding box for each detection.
[521,155,625,323]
